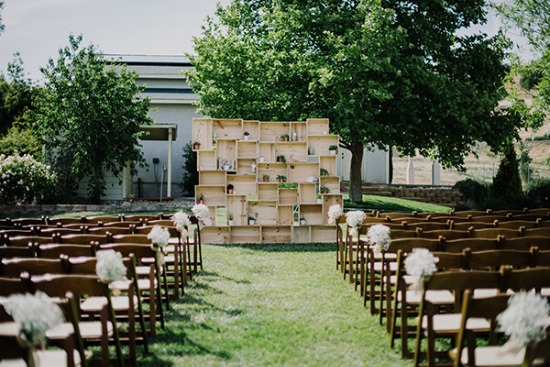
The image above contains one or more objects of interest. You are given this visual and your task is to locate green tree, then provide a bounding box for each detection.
[30,35,152,203]
[495,0,550,165]
[187,0,522,202]
[0,1,4,35]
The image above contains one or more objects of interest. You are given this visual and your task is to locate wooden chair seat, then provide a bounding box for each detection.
[420,314,490,334]
[458,345,525,366]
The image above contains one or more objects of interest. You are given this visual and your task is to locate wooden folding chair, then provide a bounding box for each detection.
[37,244,97,259]
[99,243,165,336]
[28,273,125,367]
[413,270,502,367]
[66,254,149,365]
[390,250,463,358]
[500,236,550,251]
[0,245,36,260]
[417,229,470,240]
[1,257,68,277]
[440,238,500,253]
[524,227,550,238]
[465,248,535,271]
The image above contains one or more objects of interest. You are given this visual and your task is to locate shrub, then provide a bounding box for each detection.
[525,179,550,208]
[491,145,523,202]
[453,179,489,207]
[0,153,58,204]
[180,142,198,196]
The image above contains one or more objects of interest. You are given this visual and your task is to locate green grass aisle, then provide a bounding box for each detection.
[138,243,410,367]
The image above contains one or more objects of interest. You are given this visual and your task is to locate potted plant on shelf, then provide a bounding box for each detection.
[328,145,338,155]
[193,141,201,150]
[228,212,234,226]
[316,193,323,204]
[277,174,287,183]
[243,131,250,141]
[300,216,306,225]
[262,174,270,182]
[280,134,289,142]
[320,168,329,176]
[276,155,287,164]
[320,185,330,194]
[198,193,205,204]
[227,184,234,195]
[248,216,256,225]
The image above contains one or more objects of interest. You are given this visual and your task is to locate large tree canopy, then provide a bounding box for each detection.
[187,0,524,201]
[30,35,152,203]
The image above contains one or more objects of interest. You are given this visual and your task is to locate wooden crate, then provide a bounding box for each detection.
[277,142,307,163]
[227,174,257,197]
[260,122,290,142]
[258,183,278,200]
[212,119,243,140]
[192,118,213,150]
[216,140,237,169]
[288,163,319,183]
[248,200,277,226]
[231,226,261,244]
[199,170,226,186]
[195,185,225,206]
[278,188,298,205]
[320,176,340,195]
[237,158,257,175]
[306,118,330,136]
[242,120,260,141]
[200,226,230,244]
[292,226,310,243]
[307,135,339,156]
[226,195,247,226]
[299,204,323,225]
[310,225,337,243]
[299,183,317,204]
[290,122,308,142]
[262,225,292,243]
[277,205,294,225]
[197,150,217,171]
[320,156,337,177]
[237,141,258,158]
[259,142,276,163]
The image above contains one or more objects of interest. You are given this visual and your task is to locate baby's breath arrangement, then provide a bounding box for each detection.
[367,224,391,253]
[327,205,344,225]
[5,291,64,348]
[345,210,366,234]
[96,249,126,283]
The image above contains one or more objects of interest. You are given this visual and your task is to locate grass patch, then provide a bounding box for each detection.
[345,194,452,213]
[137,243,409,366]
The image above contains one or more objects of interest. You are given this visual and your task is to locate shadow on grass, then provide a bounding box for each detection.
[208,242,335,253]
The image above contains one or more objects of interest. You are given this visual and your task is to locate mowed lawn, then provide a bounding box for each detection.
[138,243,410,367]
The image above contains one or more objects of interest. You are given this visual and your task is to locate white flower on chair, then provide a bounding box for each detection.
[147,225,170,250]
[192,203,212,226]
[345,210,366,234]
[172,211,191,232]
[404,248,439,291]
[497,290,550,350]
[5,291,64,348]
[327,205,344,225]
[367,224,391,253]
[96,249,127,283]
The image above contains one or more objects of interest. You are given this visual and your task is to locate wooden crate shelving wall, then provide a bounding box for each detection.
[192,118,342,244]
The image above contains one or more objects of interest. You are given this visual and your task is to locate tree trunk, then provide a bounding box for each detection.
[349,136,364,203]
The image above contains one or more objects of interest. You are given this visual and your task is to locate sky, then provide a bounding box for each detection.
[0,0,230,81]
[0,0,531,83]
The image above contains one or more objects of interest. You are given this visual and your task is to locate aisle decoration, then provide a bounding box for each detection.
[404,248,439,291]
[345,210,366,235]
[5,291,65,367]
[327,204,344,225]
[367,224,391,253]
[496,290,550,353]
[96,249,126,284]
[147,225,171,265]
[172,211,191,232]
[192,203,212,226]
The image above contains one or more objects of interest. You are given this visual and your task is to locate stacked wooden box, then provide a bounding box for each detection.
[192,118,342,244]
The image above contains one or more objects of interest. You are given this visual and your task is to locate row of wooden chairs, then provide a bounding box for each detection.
[0,213,170,229]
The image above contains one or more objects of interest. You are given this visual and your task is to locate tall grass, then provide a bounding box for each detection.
[138,243,409,366]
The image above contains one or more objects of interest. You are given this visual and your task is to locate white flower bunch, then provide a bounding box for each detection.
[192,203,212,226]
[404,248,439,277]
[172,211,191,232]
[147,225,170,249]
[367,224,392,253]
[327,205,344,225]
[5,291,64,347]
[497,290,550,347]
[346,210,366,234]
[96,250,126,283]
